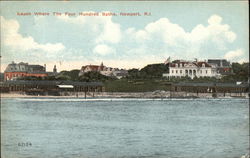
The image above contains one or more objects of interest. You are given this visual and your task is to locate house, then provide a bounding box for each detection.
[207,59,233,75]
[79,62,128,79]
[4,61,57,81]
[163,60,219,79]
[78,62,105,76]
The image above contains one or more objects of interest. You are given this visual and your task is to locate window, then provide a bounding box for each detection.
[202,63,205,67]
[200,70,202,74]
[175,64,178,67]
[180,70,182,74]
[172,70,174,74]
[176,70,178,74]
[206,70,208,74]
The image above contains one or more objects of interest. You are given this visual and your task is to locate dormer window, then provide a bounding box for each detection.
[175,64,178,67]
[180,63,182,67]
[202,63,205,67]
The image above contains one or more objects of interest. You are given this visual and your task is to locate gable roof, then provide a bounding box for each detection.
[195,62,211,67]
[85,65,100,71]
[169,61,211,68]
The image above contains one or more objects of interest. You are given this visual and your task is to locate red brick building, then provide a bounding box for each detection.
[4,62,49,81]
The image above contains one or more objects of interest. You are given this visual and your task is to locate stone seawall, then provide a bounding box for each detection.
[1,91,249,98]
[65,91,249,98]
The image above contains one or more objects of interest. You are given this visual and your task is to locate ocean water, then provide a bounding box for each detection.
[1,98,249,158]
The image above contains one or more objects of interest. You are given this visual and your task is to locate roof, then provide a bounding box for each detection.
[5,62,45,73]
[27,72,48,74]
[169,61,211,68]
[28,65,44,68]
[169,62,189,67]
[195,62,211,67]
[83,65,100,71]
[207,59,231,67]
[58,85,74,88]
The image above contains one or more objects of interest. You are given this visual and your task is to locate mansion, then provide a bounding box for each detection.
[163,60,220,79]
[79,62,128,79]
[4,62,57,81]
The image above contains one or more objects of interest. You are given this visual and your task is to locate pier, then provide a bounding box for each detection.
[0,80,104,96]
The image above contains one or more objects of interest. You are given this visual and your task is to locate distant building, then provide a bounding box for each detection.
[163,60,219,79]
[207,59,233,75]
[79,62,128,79]
[78,63,104,76]
[53,65,57,73]
[4,62,57,81]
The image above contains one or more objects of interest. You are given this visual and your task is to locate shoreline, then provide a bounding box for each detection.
[1,92,249,99]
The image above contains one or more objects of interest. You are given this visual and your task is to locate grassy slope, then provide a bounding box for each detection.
[104,79,171,92]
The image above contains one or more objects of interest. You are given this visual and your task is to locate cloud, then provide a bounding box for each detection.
[95,17,121,44]
[208,15,222,25]
[2,13,246,71]
[1,16,65,53]
[55,12,121,44]
[224,49,244,60]
[124,14,238,60]
[93,44,115,55]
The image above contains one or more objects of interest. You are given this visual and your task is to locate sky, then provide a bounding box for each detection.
[0,1,249,72]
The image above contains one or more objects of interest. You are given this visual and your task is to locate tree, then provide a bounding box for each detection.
[78,71,114,82]
[222,62,249,82]
[57,69,80,80]
[140,63,168,78]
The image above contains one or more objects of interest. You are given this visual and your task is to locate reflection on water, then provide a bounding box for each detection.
[1,98,249,158]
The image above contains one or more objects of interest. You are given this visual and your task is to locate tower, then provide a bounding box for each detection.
[99,62,104,71]
[53,65,57,73]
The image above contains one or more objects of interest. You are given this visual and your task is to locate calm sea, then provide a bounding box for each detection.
[1,98,249,158]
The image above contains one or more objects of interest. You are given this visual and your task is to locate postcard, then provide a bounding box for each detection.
[0,1,249,158]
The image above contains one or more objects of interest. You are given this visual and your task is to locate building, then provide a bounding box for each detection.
[4,62,57,81]
[163,60,219,79]
[207,59,232,75]
[53,65,57,73]
[78,62,105,76]
[0,80,104,96]
[171,82,249,94]
[79,62,128,79]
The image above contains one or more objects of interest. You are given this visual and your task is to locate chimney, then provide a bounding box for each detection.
[44,64,46,72]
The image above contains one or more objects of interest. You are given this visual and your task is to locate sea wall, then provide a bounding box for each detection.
[1,91,249,98]
[70,91,249,98]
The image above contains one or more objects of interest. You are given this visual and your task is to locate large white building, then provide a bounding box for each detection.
[163,60,219,79]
